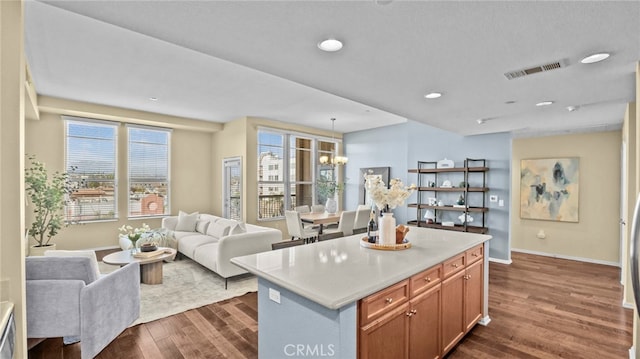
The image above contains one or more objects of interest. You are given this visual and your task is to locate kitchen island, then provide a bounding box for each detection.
[231,227,491,358]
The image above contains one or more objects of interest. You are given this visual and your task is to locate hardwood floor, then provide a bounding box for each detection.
[29,252,632,358]
[448,252,633,358]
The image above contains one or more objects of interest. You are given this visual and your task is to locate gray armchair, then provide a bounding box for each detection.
[26,256,140,359]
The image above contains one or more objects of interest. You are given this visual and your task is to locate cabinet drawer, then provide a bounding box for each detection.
[410,264,442,297]
[466,244,484,264]
[359,279,409,325]
[443,254,466,278]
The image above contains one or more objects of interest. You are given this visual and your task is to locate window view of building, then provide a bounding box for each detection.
[65,117,118,222]
[257,129,340,220]
[127,126,170,218]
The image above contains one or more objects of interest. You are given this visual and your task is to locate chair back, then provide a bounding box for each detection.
[337,210,356,236]
[285,210,304,238]
[354,208,372,231]
[272,239,305,250]
[311,204,325,213]
[295,205,310,214]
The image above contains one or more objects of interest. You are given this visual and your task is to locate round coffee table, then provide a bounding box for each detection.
[103,247,177,285]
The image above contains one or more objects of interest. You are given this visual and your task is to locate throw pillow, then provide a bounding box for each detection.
[206,221,232,238]
[44,250,101,279]
[230,222,247,235]
[175,211,199,232]
[195,220,210,234]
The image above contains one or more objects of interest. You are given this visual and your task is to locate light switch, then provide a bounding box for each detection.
[489,195,498,202]
[498,199,504,207]
[269,288,281,304]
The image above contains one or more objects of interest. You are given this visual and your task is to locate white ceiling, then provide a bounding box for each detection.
[24,1,640,136]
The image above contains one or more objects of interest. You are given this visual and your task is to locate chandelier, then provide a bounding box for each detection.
[319,118,348,166]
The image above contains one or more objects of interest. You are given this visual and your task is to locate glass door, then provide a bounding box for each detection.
[223,157,242,221]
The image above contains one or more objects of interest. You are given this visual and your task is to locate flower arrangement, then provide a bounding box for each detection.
[119,223,150,246]
[365,176,416,211]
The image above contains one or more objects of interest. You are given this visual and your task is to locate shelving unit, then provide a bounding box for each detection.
[408,158,489,234]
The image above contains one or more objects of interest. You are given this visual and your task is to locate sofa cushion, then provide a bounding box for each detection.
[193,242,219,273]
[44,250,101,279]
[178,233,218,258]
[175,211,199,231]
[206,220,232,238]
[195,220,210,234]
[230,222,247,235]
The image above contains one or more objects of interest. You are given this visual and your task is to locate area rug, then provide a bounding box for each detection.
[99,258,257,325]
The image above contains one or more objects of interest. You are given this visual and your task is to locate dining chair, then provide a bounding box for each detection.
[311,204,325,213]
[354,207,372,233]
[318,231,344,242]
[324,210,356,237]
[295,205,311,214]
[271,239,306,250]
[285,210,318,243]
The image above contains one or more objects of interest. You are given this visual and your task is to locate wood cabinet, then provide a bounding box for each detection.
[408,158,489,234]
[409,283,441,359]
[441,244,484,356]
[359,243,484,359]
[359,303,410,359]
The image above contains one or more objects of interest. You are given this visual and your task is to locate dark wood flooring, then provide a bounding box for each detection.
[29,252,633,358]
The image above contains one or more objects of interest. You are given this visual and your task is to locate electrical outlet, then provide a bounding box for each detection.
[269,288,281,304]
[489,195,498,202]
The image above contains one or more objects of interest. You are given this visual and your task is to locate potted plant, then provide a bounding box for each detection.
[317,178,344,214]
[24,155,74,256]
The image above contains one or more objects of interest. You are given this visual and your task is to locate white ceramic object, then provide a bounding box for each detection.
[325,197,338,214]
[378,212,396,245]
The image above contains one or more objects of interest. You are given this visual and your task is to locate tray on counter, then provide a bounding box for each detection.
[360,237,411,251]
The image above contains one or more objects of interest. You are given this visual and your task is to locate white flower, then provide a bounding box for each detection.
[365,176,416,211]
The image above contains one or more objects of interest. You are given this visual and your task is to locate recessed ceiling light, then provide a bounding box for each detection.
[566,105,579,112]
[504,100,516,105]
[476,119,486,125]
[424,92,442,99]
[317,39,343,52]
[149,97,158,101]
[580,52,610,64]
[535,101,554,107]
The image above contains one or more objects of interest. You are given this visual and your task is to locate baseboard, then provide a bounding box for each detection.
[629,346,635,359]
[488,257,512,265]
[511,248,620,267]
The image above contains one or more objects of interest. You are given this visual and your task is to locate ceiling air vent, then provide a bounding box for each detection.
[504,59,568,80]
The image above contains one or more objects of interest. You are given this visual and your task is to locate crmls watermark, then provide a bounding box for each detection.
[283,344,336,357]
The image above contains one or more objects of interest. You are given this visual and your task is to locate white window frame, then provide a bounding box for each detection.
[126,124,172,219]
[257,127,341,221]
[63,116,118,223]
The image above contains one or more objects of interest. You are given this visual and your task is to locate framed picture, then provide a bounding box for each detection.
[520,157,579,222]
[359,167,390,205]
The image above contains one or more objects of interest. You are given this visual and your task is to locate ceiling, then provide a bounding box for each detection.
[24,1,640,136]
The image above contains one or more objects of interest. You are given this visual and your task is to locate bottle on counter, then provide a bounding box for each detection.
[367,211,378,243]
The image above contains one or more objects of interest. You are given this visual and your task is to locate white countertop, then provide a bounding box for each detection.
[231,227,491,309]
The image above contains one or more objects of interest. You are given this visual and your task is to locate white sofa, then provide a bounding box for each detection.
[161,213,282,288]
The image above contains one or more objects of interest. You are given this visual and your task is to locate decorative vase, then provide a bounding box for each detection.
[379,212,396,246]
[325,197,338,214]
[119,235,132,250]
[29,243,56,256]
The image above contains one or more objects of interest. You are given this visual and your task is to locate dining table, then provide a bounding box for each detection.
[299,211,342,234]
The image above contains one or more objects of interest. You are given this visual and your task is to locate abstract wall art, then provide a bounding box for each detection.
[520,157,579,222]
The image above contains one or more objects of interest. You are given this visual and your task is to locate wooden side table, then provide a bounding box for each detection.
[102,247,176,285]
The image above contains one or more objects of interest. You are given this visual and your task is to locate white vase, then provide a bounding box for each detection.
[29,243,56,256]
[379,212,396,246]
[325,197,337,214]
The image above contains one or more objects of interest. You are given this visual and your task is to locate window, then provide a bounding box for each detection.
[65,117,118,222]
[257,129,340,220]
[127,125,171,218]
